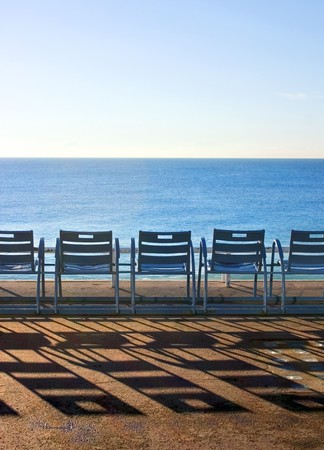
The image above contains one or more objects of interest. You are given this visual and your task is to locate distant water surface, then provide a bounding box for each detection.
[1,158,323,248]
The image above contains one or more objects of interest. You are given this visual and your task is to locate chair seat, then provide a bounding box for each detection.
[209,261,260,274]
[0,263,35,273]
[62,263,111,274]
[139,263,187,274]
[285,263,324,274]
[279,259,324,273]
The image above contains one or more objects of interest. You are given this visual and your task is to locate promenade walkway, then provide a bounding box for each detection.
[0,308,323,448]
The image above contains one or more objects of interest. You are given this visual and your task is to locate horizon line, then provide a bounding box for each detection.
[1,156,324,160]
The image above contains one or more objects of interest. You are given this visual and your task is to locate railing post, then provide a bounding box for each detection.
[112,249,116,288]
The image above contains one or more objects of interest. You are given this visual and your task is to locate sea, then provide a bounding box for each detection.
[1,158,324,278]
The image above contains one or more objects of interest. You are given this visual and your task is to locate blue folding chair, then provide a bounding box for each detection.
[270,230,324,313]
[198,229,267,314]
[55,230,120,314]
[131,231,196,314]
[0,230,45,313]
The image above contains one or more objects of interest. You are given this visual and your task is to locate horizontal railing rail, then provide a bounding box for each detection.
[42,246,289,254]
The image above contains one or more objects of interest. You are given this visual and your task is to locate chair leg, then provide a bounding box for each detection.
[197,264,202,298]
[191,271,196,314]
[203,269,208,313]
[36,275,40,315]
[131,272,136,314]
[263,271,267,314]
[42,271,45,299]
[281,273,286,313]
[269,269,274,297]
[187,274,190,298]
[54,275,58,313]
[54,274,61,314]
[41,257,45,300]
[59,274,62,298]
[115,273,119,314]
[253,274,258,297]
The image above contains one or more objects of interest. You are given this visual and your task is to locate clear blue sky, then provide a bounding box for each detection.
[1,0,324,158]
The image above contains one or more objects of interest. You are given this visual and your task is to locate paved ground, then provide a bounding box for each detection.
[1,279,324,314]
[0,313,323,449]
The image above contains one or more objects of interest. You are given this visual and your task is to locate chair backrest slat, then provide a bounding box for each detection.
[214,242,262,254]
[0,242,34,253]
[0,254,34,265]
[213,229,264,242]
[62,243,112,254]
[63,254,111,266]
[289,254,324,266]
[290,243,324,254]
[140,243,189,255]
[290,230,324,243]
[140,231,190,244]
[0,231,34,242]
[60,231,113,243]
[138,231,191,271]
[214,253,263,265]
[140,254,189,266]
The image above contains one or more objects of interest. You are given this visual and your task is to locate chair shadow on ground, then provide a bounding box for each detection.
[0,316,323,416]
[0,400,19,416]
[0,287,23,297]
[45,330,246,414]
[0,331,141,416]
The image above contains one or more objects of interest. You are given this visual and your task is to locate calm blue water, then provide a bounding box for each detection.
[1,158,323,249]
